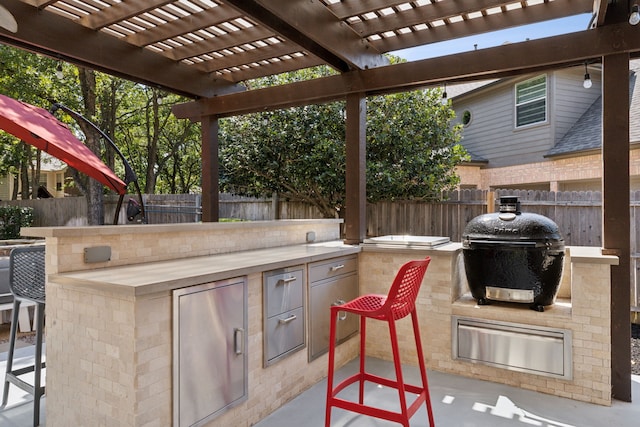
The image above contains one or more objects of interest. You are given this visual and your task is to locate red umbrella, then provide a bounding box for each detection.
[0,94,126,195]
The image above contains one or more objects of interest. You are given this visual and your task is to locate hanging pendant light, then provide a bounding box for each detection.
[583,62,592,89]
[630,3,640,25]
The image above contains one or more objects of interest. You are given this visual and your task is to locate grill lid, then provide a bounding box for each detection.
[462,197,564,247]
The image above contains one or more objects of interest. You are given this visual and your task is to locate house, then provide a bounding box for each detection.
[450,61,640,192]
[0,153,67,200]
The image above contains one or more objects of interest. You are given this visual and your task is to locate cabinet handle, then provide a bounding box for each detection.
[332,299,347,321]
[278,314,297,325]
[330,264,345,272]
[279,277,297,284]
[234,327,245,355]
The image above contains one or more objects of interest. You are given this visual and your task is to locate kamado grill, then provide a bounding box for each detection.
[462,196,565,312]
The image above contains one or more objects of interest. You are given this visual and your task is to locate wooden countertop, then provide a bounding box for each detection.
[48,241,360,296]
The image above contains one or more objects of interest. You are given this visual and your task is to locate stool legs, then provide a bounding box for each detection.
[388,317,410,427]
[32,302,45,426]
[325,308,338,427]
[0,299,21,410]
[0,300,46,427]
[358,315,366,405]
[411,310,435,426]
[325,307,435,427]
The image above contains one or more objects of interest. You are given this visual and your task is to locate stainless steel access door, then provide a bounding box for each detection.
[173,277,248,427]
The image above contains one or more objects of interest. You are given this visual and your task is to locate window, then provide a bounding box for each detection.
[515,75,547,128]
[461,110,472,126]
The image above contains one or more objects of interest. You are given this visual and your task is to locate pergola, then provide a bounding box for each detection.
[0,0,637,401]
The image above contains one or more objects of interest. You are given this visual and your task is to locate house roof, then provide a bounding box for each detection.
[464,149,488,164]
[39,153,66,172]
[546,95,603,157]
[547,59,640,157]
[448,80,500,99]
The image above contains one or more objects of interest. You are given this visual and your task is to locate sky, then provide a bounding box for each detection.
[392,13,593,61]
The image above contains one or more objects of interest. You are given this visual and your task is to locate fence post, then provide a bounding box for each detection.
[196,194,201,222]
[272,192,279,220]
[486,190,495,213]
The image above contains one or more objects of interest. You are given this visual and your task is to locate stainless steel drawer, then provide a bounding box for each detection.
[309,256,357,284]
[265,306,305,362]
[264,268,304,318]
[452,316,572,379]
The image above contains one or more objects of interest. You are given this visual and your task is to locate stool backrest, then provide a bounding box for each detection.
[9,245,46,304]
[385,257,430,320]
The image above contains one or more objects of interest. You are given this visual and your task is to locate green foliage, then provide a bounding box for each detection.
[0,45,201,198]
[220,64,468,218]
[220,101,346,217]
[0,205,33,239]
[366,90,467,202]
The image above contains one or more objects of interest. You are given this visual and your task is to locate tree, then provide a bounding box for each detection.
[366,90,466,202]
[0,44,202,215]
[219,66,467,218]
[0,46,58,200]
[117,88,201,194]
[75,67,106,225]
[220,101,346,218]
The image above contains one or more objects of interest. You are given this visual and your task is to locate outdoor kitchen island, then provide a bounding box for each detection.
[22,220,619,426]
[24,219,362,427]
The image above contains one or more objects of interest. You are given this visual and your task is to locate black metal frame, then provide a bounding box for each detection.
[50,102,146,225]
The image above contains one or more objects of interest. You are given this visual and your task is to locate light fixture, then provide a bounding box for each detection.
[630,2,640,25]
[55,62,64,79]
[583,62,592,89]
[441,83,448,105]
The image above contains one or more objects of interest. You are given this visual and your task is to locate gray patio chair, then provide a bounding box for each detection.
[0,245,46,426]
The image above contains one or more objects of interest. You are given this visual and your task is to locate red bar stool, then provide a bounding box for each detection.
[325,257,434,427]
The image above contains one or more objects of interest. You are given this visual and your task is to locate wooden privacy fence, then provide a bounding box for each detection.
[0,190,616,245]
[0,190,619,246]
[2,189,639,309]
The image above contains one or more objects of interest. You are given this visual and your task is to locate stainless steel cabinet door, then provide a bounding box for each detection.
[309,274,358,360]
[173,277,247,427]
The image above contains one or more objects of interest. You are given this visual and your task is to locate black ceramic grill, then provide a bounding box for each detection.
[462,196,565,312]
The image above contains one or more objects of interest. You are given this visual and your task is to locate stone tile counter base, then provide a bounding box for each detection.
[46,271,358,427]
[24,219,618,426]
[359,245,616,406]
[25,220,360,427]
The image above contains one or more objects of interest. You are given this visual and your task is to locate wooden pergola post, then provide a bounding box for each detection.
[602,52,631,402]
[201,115,219,222]
[344,93,366,244]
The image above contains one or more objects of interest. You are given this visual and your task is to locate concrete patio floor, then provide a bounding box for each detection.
[0,345,45,427]
[1,345,639,427]
[256,357,640,427]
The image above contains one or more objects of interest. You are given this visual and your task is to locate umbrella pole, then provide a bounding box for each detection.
[51,102,147,225]
[134,180,147,224]
[114,194,124,225]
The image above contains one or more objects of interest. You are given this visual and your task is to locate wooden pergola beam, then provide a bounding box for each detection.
[0,0,243,98]
[224,0,389,72]
[173,22,640,119]
[357,0,593,53]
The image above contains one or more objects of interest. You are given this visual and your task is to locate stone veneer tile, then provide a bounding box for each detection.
[360,249,613,407]
[42,223,614,425]
[45,222,354,426]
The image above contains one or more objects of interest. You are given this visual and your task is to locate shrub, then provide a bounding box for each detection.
[0,206,34,240]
